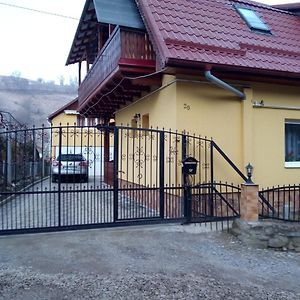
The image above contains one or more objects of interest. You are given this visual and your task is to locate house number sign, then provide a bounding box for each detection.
[184,103,190,110]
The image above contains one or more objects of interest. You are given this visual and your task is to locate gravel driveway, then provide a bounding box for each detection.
[0,224,299,299]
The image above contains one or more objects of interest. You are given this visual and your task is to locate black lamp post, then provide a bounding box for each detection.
[245,163,254,184]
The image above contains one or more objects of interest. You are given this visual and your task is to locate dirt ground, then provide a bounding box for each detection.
[0,224,299,299]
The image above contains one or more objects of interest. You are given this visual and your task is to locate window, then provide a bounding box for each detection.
[235,6,271,34]
[142,114,149,128]
[285,121,300,168]
[142,114,149,136]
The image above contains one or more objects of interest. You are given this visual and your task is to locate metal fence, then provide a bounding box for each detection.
[0,125,50,201]
[0,125,246,235]
[259,185,300,221]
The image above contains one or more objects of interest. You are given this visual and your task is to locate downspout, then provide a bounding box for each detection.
[205,70,246,100]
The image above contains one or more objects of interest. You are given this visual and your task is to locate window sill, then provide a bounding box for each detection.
[285,162,300,168]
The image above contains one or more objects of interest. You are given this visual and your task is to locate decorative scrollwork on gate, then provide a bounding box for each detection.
[134,146,145,168]
[148,133,156,141]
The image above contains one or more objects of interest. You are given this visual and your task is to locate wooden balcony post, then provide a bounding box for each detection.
[78,61,82,85]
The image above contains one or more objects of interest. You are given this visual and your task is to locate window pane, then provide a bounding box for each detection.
[58,154,85,162]
[285,123,300,162]
[236,7,270,33]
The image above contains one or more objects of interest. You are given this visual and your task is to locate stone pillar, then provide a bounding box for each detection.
[240,184,259,221]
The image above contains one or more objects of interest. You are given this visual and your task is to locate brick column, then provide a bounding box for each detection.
[240,184,259,221]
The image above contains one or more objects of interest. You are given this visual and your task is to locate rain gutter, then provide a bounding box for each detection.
[205,70,246,100]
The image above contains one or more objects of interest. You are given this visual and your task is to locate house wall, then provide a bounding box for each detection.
[114,74,300,188]
[251,83,300,187]
[50,114,77,127]
[50,113,105,148]
[176,80,300,187]
[115,75,177,129]
[115,75,179,188]
[176,80,243,185]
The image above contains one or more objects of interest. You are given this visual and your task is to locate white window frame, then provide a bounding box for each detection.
[285,120,300,168]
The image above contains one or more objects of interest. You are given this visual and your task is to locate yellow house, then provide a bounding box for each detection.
[63,0,300,188]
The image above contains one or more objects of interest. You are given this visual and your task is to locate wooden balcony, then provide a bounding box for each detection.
[78,26,157,116]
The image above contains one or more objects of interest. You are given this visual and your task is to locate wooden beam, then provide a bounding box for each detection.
[78,61,82,85]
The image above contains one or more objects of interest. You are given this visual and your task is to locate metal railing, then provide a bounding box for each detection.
[0,125,247,234]
[78,26,156,108]
[259,185,300,221]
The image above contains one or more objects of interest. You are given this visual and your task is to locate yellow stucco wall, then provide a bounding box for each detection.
[115,75,177,130]
[50,112,104,154]
[251,84,300,187]
[50,114,77,127]
[115,74,300,188]
[176,80,243,185]
[115,75,180,187]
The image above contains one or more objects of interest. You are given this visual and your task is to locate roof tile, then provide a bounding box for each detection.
[137,0,300,75]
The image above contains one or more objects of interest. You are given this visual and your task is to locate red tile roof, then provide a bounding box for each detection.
[136,0,300,77]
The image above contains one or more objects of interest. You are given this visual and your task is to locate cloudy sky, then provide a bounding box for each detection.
[0,0,298,83]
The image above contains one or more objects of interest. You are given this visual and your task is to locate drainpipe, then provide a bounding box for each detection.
[205,70,246,100]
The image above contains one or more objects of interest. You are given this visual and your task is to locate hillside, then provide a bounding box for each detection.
[0,75,77,127]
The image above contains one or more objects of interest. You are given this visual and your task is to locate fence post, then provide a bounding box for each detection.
[240,183,259,221]
[5,128,12,185]
[210,140,214,216]
[103,126,110,184]
[58,127,62,227]
[113,127,119,222]
[182,134,191,223]
[32,127,36,180]
[159,131,165,219]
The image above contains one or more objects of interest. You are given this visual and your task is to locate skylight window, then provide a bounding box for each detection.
[235,6,271,34]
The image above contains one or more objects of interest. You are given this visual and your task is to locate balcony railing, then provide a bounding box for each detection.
[78,26,156,108]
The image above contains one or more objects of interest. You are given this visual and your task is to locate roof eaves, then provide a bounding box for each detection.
[165,57,300,81]
[273,3,300,10]
[66,0,94,66]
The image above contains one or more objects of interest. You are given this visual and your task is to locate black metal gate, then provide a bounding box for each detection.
[0,125,242,235]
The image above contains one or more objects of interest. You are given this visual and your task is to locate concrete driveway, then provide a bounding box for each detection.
[0,224,299,299]
[0,176,157,231]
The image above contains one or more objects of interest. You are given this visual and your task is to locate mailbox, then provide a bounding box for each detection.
[182,157,198,175]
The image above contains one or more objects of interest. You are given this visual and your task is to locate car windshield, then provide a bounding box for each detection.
[57,154,85,162]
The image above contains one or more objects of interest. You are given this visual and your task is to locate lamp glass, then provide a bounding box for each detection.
[246,163,253,177]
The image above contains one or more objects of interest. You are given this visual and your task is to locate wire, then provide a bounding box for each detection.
[82,68,167,117]
[0,1,79,21]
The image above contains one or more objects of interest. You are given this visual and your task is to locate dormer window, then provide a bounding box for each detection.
[235,6,271,34]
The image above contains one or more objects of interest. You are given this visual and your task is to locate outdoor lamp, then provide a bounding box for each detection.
[245,163,254,184]
[133,113,140,121]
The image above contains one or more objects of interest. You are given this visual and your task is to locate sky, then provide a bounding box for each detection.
[0,0,85,84]
[0,0,299,84]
